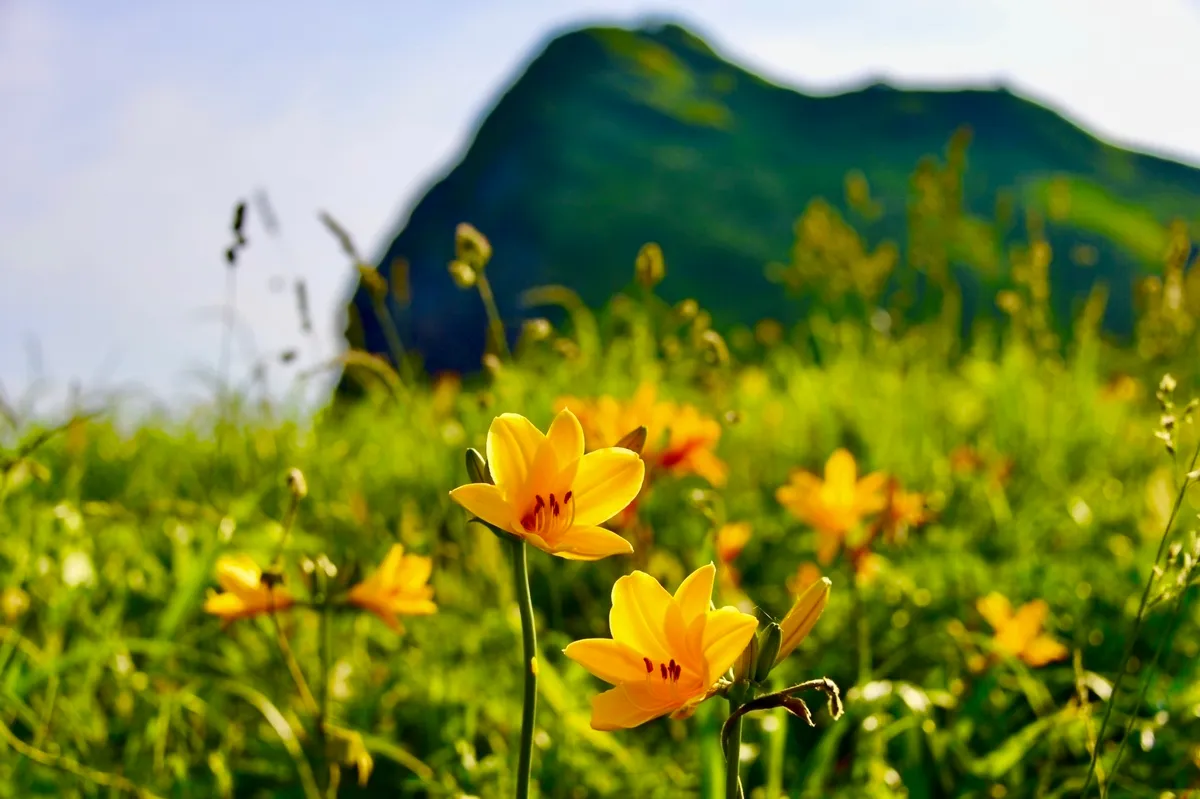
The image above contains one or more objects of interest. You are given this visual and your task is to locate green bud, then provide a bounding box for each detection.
[465,448,491,484]
[733,631,758,683]
[448,260,477,289]
[455,223,492,271]
[753,622,783,683]
[614,425,649,456]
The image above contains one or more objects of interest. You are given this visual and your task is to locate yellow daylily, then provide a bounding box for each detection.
[555,382,727,487]
[449,408,645,560]
[977,593,1069,667]
[347,543,437,631]
[774,576,832,665]
[203,555,294,622]
[776,448,888,564]
[563,563,758,730]
[715,522,752,564]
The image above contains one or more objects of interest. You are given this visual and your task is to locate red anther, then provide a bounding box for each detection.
[660,663,668,680]
[643,657,653,673]
[564,490,573,503]
[672,663,682,681]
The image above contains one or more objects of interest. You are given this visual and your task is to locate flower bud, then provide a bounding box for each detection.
[286,468,308,500]
[465,448,492,484]
[455,223,492,271]
[733,633,758,683]
[634,242,665,289]
[614,425,649,456]
[776,577,832,666]
[754,622,783,683]
[448,260,477,289]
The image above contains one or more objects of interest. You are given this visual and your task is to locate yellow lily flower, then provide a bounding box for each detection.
[347,543,437,631]
[449,408,645,560]
[776,448,888,564]
[203,555,294,622]
[563,563,758,730]
[555,382,727,487]
[977,593,1069,667]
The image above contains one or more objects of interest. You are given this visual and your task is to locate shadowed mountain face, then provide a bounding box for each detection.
[346,21,1200,377]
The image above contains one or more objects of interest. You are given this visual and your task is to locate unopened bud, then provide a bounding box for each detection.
[634,242,665,289]
[754,622,783,683]
[465,448,491,484]
[286,468,308,500]
[448,260,477,289]
[455,223,492,270]
[775,577,832,666]
[733,632,758,683]
[614,425,649,456]
[522,317,553,342]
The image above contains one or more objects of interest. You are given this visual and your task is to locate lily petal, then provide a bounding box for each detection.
[610,571,675,661]
[572,448,645,526]
[486,414,543,493]
[215,555,262,594]
[825,448,858,489]
[546,407,585,467]
[701,607,759,685]
[563,638,650,685]
[976,592,1014,633]
[551,525,633,561]
[673,563,715,626]
[448,483,513,532]
[590,682,678,731]
[1023,635,1069,667]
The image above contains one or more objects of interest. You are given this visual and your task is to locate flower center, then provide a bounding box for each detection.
[519,490,575,544]
[642,655,683,684]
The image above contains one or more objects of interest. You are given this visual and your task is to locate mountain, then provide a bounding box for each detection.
[345,20,1200,377]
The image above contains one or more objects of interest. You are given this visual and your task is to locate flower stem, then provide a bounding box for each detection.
[1081,437,1200,796]
[724,705,743,799]
[510,537,537,799]
[476,274,512,362]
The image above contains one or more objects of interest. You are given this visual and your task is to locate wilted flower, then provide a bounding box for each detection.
[776,449,888,564]
[347,543,437,631]
[976,593,1068,667]
[203,555,294,623]
[449,408,645,560]
[563,563,757,730]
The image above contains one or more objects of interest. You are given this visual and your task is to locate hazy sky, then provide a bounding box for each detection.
[4,0,1200,414]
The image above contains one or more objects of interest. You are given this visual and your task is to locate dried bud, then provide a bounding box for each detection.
[286,468,308,500]
[465,448,491,484]
[449,260,477,289]
[754,623,783,683]
[614,425,649,456]
[521,318,553,342]
[260,567,285,589]
[699,330,730,367]
[455,223,492,271]
[675,299,699,321]
[1160,374,1178,394]
[634,242,666,289]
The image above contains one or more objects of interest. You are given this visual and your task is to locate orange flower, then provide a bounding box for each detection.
[555,382,727,487]
[976,593,1069,667]
[776,449,888,564]
[715,522,752,564]
[347,544,437,631]
[203,555,294,623]
[880,479,930,543]
[449,409,644,560]
[563,564,757,730]
[787,562,824,596]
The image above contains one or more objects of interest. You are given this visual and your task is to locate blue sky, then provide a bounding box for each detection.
[4,0,1200,414]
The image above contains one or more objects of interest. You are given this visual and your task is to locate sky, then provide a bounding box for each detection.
[4,0,1200,416]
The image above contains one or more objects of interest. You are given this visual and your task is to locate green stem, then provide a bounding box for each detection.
[511,538,537,799]
[476,274,512,362]
[724,706,743,799]
[1082,438,1200,796]
[316,590,332,792]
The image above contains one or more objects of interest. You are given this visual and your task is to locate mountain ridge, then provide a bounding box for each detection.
[345,20,1200,378]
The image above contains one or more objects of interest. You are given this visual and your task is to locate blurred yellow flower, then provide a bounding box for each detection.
[1099,373,1141,403]
[555,382,727,487]
[347,543,437,631]
[563,563,758,731]
[787,562,823,596]
[880,479,930,543]
[715,522,752,564]
[1,586,29,621]
[203,555,294,623]
[449,408,644,560]
[774,576,831,665]
[976,593,1069,667]
[776,449,888,564]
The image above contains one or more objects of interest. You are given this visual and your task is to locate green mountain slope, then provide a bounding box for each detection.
[347,21,1200,376]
